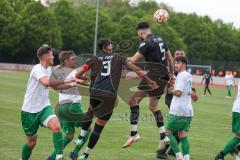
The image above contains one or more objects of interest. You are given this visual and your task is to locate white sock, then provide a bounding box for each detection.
[176,152,183,159]
[85,147,92,155]
[80,129,87,138]
[159,126,165,134]
[131,125,138,132]
[184,154,190,160]
[56,154,63,159]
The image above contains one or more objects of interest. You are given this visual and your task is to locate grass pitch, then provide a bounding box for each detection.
[0,70,238,160]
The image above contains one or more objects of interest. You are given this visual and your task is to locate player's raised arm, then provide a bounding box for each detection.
[166,50,174,78]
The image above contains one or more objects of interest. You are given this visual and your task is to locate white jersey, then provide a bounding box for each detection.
[170,71,193,117]
[22,64,52,113]
[58,69,81,104]
[225,74,235,85]
[232,81,240,113]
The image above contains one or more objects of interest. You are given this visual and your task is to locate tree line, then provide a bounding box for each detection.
[0,0,239,72]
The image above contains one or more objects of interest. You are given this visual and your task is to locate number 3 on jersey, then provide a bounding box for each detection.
[158,42,166,61]
[101,60,111,76]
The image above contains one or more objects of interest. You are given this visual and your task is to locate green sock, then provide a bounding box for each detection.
[180,137,190,155]
[53,132,63,155]
[73,130,91,155]
[49,136,72,159]
[221,137,240,156]
[167,134,180,153]
[22,143,32,160]
[227,86,231,96]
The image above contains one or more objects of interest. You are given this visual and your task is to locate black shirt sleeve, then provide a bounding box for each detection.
[116,53,128,66]
[85,56,99,68]
[138,41,150,56]
[163,41,169,52]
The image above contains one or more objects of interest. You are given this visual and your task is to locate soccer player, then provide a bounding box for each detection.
[74,39,158,160]
[225,71,236,98]
[214,80,240,160]
[47,51,90,160]
[201,69,213,96]
[159,50,186,158]
[122,22,174,159]
[20,45,75,160]
[166,56,196,160]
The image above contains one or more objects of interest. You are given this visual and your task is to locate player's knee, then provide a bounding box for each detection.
[149,105,158,112]
[235,134,240,139]
[28,139,37,149]
[128,98,135,107]
[96,119,107,126]
[50,123,61,132]
[66,133,74,140]
[178,131,187,138]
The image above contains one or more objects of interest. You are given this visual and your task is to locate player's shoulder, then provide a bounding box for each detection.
[31,64,43,73]
[178,71,191,78]
[32,64,41,70]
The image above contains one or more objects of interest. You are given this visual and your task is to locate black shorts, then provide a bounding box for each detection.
[138,73,169,98]
[87,92,117,121]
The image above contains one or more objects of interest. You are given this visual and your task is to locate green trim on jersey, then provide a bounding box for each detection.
[56,103,84,134]
[21,106,53,136]
[166,114,192,132]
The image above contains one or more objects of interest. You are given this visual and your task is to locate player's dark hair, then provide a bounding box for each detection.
[136,22,150,30]
[97,39,111,50]
[37,45,52,58]
[174,56,188,65]
[59,50,76,65]
[174,50,185,57]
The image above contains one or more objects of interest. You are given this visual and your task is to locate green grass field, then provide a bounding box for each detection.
[0,70,239,160]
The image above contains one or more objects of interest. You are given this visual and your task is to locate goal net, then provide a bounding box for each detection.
[187,64,212,75]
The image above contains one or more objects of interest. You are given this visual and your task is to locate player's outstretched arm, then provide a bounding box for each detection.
[166,51,174,78]
[126,62,158,89]
[39,76,75,87]
[51,78,89,91]
[168,87,182,97]
[128,52,144,63]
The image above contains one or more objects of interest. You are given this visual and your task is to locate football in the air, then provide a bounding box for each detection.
[153,9,169,24]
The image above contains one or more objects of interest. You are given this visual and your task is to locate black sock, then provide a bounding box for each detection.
[88,123,104,149]
[79,113,93,139]
[153,110,166,140]
[160,133,166,140]
[83,153,89,158]
[153,110,164,128]
[130,105,139,136]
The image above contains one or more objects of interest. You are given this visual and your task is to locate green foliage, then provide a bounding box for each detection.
[0,0,23,56]
[20,1,62,62]
[0,0,239,65]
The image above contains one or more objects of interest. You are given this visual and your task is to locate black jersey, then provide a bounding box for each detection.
[202,73,212,84]
[138,34,169,68]
[86,52,128,96]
